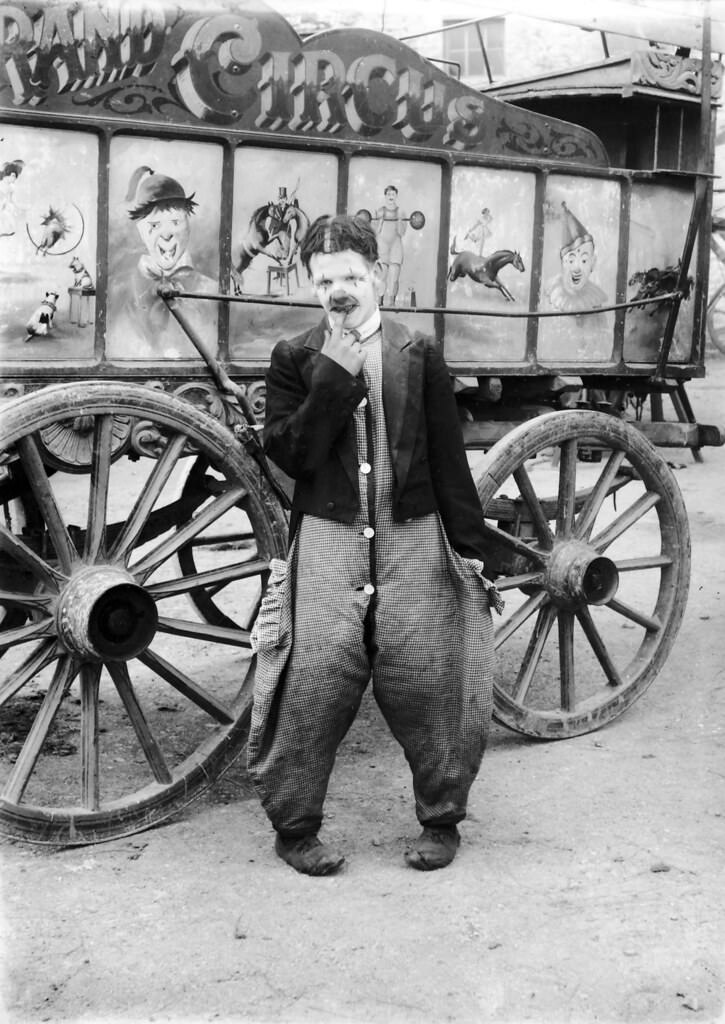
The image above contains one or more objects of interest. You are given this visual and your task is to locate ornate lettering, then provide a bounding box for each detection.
[0,4,169,104]
[171,14,263,124]
[289,49,346,133]
[1,5,38,105]
[256,49,291,130]
[443,94,488,151]
[394,66,442,142]
[343,53,397,135]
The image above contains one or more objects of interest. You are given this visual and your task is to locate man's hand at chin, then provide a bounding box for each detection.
[321,311,366,375]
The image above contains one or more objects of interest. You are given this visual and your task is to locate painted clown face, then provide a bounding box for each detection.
[136,205,191,273]
[560,239,596,294]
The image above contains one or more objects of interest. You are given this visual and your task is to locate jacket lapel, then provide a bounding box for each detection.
[305,316,360,493]
[303,318,327,353]
[381,317,419,494]
[303,316,421,497]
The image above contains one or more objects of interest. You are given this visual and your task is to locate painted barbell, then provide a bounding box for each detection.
[355,208,426,230]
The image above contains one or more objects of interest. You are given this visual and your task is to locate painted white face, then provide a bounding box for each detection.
[136,206,191,272]
[561,239,596,293]
[308,249,383,330]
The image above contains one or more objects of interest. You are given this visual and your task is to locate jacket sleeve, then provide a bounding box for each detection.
[263,338,368,479]
[423,338,490,561]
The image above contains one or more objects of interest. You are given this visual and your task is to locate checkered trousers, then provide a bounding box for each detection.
[247,333,497,838]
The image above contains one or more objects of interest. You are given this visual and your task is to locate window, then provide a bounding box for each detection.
[442,18,505,81]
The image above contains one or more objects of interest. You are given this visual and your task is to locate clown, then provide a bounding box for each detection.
[108,166,218,359]
[546,202,607,313]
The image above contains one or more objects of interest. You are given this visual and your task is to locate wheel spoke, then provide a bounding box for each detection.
[591,491,661,552]
[0,589,54,611]
[147,558,269,599]
[0,640,58,706]
[574,449,627,540]
[482,521,548,567]
[79,663,101,809]
[615,554,672,572]
[576,606,623,687]
[494,590,548,650]
[0,617,56,651]
[512,464,555,549]
[84,415,114,562]
[183,530,255,548]
[513,603,557,703]
[106,661,173,786]
[556,439,578,536]
[0,524,66,589]
[493,571,545,592]
[109,432,189,563]
[606,596,661,632]
[245,591,263,628]
[130,483,249,581]
[16,435,77,573]
[558,610,575,711]
[156,616,252,648]
[2,655,78,803]
[138,647,235,724]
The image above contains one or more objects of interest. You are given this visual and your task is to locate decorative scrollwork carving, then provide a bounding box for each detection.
[496,114,602,162]
[1,382,25,401]
[173,380,263,429]
[631,50,723,98]
[130,419,169,459]
[129,379,268,459]
[246,380,267,421]
[39,415,132,473]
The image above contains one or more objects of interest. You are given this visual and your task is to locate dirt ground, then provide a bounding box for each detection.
[3,354,725,1024]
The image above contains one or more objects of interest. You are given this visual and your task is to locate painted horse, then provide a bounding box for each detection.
[231,200,310,295]
[448,239,525,302]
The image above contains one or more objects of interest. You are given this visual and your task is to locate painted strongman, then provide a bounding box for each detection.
[375,184,407,305]
[247,214,501,876]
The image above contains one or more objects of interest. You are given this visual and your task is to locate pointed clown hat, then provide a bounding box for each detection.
[125,166,196,218]
[560,202,593,256]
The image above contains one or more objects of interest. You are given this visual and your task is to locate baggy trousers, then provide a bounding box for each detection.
[247,338,497,837]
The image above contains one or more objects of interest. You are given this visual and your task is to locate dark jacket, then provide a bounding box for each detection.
[263,316,489,560]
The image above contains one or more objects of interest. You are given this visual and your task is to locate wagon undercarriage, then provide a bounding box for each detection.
[0,380,693,845]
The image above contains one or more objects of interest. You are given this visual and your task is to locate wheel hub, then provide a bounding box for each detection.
[545,540,619,608]
[56,565,158,661]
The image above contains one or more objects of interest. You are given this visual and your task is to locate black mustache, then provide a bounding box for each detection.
[329,296,358,314]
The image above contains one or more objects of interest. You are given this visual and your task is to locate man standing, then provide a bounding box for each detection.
[375,184,407,305]
[247,214,499,876]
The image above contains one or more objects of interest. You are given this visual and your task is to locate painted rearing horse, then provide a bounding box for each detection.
[448,239,525,302]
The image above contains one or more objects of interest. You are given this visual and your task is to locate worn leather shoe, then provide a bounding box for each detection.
[405,825,460,871]
[274,833,345,876]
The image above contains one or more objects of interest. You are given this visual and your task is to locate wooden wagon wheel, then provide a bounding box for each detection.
[0,382,287,845]
[175,455,270,631]
[476,410,690,738]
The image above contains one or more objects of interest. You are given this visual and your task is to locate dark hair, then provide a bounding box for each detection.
[1,159,24,180]
[384,184,398,195]
[299,214,378,272]
[128,196,198,221]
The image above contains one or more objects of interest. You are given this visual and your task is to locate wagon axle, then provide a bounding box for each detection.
[56,565,158,661]
[545,542,619,609]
